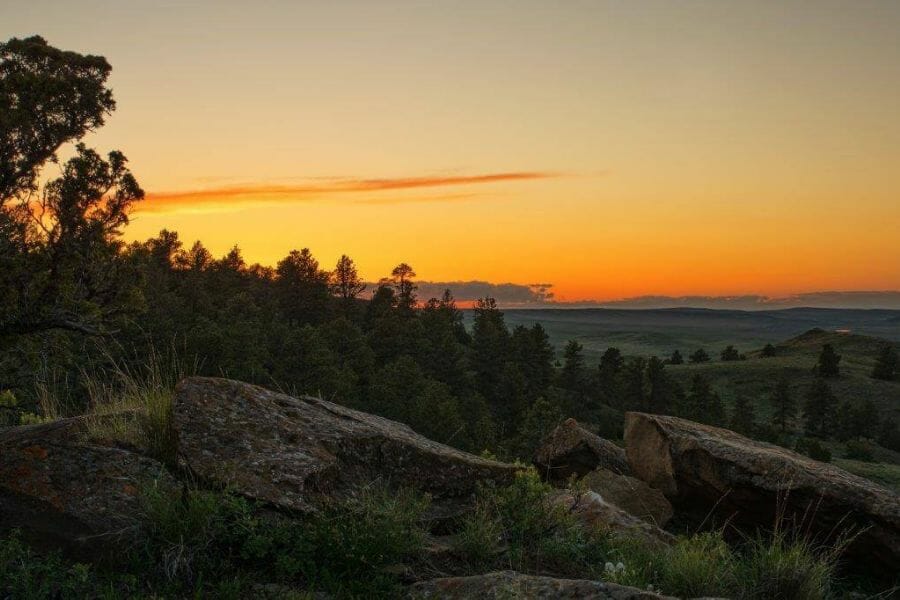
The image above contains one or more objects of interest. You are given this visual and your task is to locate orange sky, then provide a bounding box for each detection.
[4,1,899,301]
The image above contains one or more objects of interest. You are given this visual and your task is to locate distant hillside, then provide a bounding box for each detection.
[493,307,900,359]
[668,328,900,429]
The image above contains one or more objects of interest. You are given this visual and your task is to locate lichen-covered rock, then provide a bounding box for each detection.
[0,416,177,557]
[409,571,674,599]
[172,377,519,512]
[534,418,631,481]
[582,468,673,527]
[624,412,900,572]
[552,490,675,548]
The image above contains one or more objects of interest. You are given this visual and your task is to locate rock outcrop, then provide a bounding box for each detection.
[624,411,900,572]
[173,377,519,512]
[534,418,631,481]
[552,490,674,548]
[0,416,177,557]
[409,571,674,599]
[582,468,673,527]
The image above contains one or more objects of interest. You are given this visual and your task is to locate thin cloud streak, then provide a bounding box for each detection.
[139,172,558,213]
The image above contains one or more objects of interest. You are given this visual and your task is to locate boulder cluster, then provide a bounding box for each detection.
[2,377,898,597]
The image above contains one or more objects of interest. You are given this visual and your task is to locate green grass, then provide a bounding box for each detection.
[834,459,900,493]
[3,471,880,599]
[667,329,900,430]
[80,349,186,467]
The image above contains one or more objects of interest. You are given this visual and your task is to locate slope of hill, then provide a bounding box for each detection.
[496,307,900,359]
[668,328,900,423]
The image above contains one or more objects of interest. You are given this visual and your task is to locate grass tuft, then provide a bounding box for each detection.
[81,347,189,466]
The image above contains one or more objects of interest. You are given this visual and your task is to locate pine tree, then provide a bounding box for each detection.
[730,396,756,435]
[871,344,898,381]
[682,374,724,425]
[647,356,678,415]
[560,340,587,393]
[814,344,841,378]
[669,349,684,365]
[803,379,838,437]
[769,377,795,433]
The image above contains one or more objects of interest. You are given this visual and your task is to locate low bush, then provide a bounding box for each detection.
[843,440,874,462]
[795,438,832,462]
[455,469,609,577]
[0,530,114,599]
[133,480,429,598]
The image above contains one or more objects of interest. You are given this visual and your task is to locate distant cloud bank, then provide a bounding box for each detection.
[405,285,900,310]
[582,292,900,310]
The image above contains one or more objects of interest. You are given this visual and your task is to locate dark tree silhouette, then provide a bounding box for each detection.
[1,36,115,201]
[803,379,838,437]
[879,418,900,452]
[720,345,740,361]
[871,344,898,381]
[730,395,756,436]
[390,263,417,314]
[647,356,680,415]
[682,374,725,425]
[814,344,841,378]
[768,377,795,433]
[689,348,711,364]
[275,248,331,326]
[1,36,143,337]
[330,254,366,304]
[761,343,777,358]
[669,349,684,365]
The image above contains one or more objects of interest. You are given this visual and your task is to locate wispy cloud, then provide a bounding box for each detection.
[139,172,557,213]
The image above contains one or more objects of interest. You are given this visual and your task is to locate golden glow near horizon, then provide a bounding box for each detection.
[3,1,899,301]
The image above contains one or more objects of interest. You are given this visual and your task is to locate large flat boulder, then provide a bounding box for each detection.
[624,412,900,572]
[552,490,674,549]
[0,416,177,558]
[582,468,673,527]
[409,571,674,599]
[534,418,631,481]
[172,377,519,512]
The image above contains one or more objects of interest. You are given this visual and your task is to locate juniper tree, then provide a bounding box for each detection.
[689,348,711,364]
[721,345,741,361]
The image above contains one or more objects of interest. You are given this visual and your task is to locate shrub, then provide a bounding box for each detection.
[795,438,831,462]
[302,484,430,596]
[844,440,874,462]
[0,530,107,599]
[454,469,608,578]
[134,479,431,598]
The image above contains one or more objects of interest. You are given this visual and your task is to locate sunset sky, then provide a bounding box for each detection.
[3,1,900,302]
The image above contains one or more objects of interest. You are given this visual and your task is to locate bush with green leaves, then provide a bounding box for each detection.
[844,440,875,462]
[0,530,113,600]
[795,438,832,462]
[133,481,429,598]
[455,469,608,577]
